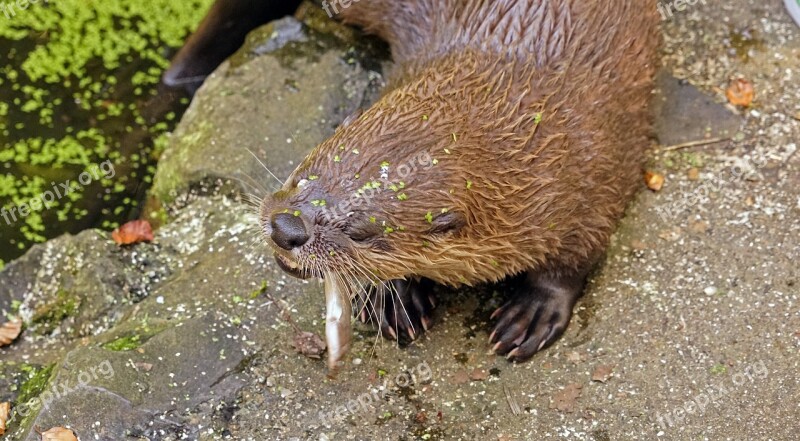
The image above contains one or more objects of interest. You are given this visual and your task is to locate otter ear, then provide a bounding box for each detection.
[341,108,364,129]
[428,210,466,236]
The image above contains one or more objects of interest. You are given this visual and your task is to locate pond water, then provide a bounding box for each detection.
[0,0,214,268]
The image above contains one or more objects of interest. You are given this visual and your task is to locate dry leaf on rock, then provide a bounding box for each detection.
[644,171,665,191]
[591,365,614,383]
[112,220,154,245]
[550,383,583,413]
[726,78,755,107]
[450,369,470,385]
[37,427,78,441]
[469,368,488,381]
[0,402,10,435]
[0,319,22,347]
[566,351,582,364]
[292,331,326,360]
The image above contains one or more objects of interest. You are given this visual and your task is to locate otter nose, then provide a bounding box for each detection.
[270,212,310,250]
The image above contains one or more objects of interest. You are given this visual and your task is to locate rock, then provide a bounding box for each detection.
[0,7,386,438]
[651,71,743,146]
[151,10,387,205]
[1,230,171,339]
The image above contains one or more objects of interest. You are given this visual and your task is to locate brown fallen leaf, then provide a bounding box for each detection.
[0,402,10,436]
[469,368,488,381]
[37,427,78,441]
[726,78,755,107]
[687,167,700,181]
[111,220,154,245]
[565,351,583,364]
[134,362,154,372]
[591,365,614,383]
[0,319,22,347]
[292,331,326,360]
[450,369,470,385]
[689,220,709,234]
[644,171,665,191]
[658,227,682,242]
[550,383,583,413]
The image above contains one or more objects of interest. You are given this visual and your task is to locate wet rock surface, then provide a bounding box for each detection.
[1,1,798,440]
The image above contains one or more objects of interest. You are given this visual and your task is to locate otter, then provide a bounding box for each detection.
[182,0,661,368]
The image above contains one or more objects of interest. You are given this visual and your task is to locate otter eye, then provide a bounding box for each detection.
[345,220,382,243]
[428,211,466,235]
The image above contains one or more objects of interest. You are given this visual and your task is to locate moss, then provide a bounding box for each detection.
[30,290,80,334]
[710,364,727,375]
[16,363,55,405]
[102,335,142,352]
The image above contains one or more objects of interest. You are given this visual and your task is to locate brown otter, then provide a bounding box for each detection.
[252,0,661,367]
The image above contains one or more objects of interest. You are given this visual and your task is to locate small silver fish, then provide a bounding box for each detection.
[324,276,352,372]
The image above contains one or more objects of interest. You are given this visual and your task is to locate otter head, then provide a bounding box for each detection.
[261,65,539,290]
[260,127,465,285]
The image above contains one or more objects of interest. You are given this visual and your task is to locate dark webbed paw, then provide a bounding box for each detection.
[489,272,584,362]
[354,278,436,343]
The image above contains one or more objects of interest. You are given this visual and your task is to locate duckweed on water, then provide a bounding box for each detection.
[0,0,214,263]
[0,1,212,82]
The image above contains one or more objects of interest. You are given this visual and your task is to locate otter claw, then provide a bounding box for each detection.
[385,325,397,340]
[489,272,583,362]
[360,278,437,345]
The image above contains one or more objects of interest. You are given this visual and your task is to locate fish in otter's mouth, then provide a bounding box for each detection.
[259,148,450,371]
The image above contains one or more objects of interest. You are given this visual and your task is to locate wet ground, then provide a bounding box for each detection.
[0,1,798,440]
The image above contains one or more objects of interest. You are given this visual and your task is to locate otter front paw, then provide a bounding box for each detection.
[355,278,436,343]
[489,272,584,362]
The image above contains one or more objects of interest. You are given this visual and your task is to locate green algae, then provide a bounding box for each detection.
[102,334,142,352]
[15,363,55,406]
[30,289,80,334]
[0,1,212,82]
[0,0,214,262]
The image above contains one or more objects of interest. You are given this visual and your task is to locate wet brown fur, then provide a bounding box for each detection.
[262,0,661,288]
